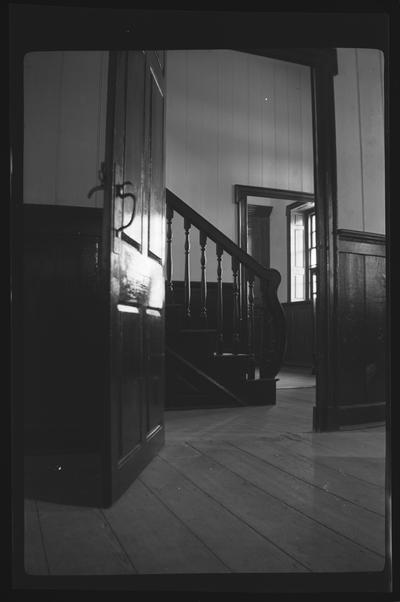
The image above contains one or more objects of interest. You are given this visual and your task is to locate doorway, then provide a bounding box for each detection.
[236,185,316,404]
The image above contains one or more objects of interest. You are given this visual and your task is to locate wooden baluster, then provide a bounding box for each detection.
[184,217,191,320]
[166,204,174,302]
[232,256,240,355]
[199,231,207,322]
[216,244,224,355]
[247,270,255,358]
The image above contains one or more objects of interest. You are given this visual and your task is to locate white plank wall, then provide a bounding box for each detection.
[166,50,314,281]
[24,51,109,208]
[334,48,385,234]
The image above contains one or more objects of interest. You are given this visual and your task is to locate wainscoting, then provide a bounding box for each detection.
[282,301,314,368]
[23,204,104,454]
[333,229,386,426]
[24,387,386,588]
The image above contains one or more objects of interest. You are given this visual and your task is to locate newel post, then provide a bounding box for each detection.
[259,271,286,379]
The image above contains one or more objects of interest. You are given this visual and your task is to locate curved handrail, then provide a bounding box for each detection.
[166,189,281,287]
[166,188,286,379]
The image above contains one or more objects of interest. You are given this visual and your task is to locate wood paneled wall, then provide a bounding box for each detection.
[333,230,386,426]
[23,51,109,208]
[334,49,385,234]
[282,301,314,368]
[166,50,313,282]
[23,205,104,453]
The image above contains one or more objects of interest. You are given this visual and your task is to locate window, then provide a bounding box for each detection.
[288,203,316,302]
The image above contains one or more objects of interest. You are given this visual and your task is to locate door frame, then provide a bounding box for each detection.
[239,50,338,432]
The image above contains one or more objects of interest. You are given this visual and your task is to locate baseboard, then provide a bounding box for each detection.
[313,402,386,431]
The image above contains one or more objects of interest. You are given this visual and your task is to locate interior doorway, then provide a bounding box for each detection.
[235,185,316,401]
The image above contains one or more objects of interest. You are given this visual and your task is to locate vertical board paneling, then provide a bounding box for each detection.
[24,51,109,208]
[166,50,313,280]
[24,52,63,205]
[337,252,366,405]
[274,60,289,190]
[287,63,303,191]
[56,52,104,206]
[364,255,386,405]
[335,48,385,234]
[186,51,205,213]
[165,50,185,195]
[335,235,386,424]
[232,51,250,188]
[248,56,263,188]
[334,49,364,231]
[261,58,275,189]
[357,50,385,234]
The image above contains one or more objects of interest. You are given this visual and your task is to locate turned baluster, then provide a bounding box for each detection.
[184,217,191,320]
[199,231,207,322]
[166,204,174,302]
[247,270,255,358]
[216,244,224,355]
[232,256,240,355]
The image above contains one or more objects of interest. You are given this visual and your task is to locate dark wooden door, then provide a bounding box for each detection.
[247,205,272,363]
[104,50,166,505]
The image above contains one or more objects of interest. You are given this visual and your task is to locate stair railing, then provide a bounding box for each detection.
[166,189,286,379]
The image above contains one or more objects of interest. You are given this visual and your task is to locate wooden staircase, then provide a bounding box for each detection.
[165,189,286,410]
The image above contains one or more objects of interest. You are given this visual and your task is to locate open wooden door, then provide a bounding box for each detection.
[103,50,166,506]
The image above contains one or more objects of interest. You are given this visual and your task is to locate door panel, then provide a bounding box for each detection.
[147,66,165,262]
[145,309,164,434]
[104,50,166,506]
[122,52,146,248]
[119,308,143,460]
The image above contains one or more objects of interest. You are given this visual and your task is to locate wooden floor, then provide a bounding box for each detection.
[276,365,316,389]
[24,387,386,578]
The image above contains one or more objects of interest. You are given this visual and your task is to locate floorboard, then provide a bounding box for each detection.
[36,501,135,575]
[232,437,385,516]
[159,443,383,572]
[24,499,49,575]
[140,454,306,573]
[102,477,229,573]
[23,385,386,577]
[187,439,385,556]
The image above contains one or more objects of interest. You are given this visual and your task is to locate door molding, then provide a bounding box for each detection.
[235,49,338,432]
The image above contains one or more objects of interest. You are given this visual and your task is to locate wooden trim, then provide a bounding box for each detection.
[338,240,386,257]
[317,403,386,429]
[337,229,386,245]
[236,185,315,316]
[282,300,313,308]
[337,230,386,258]
[101,50,118,508]
[237,48,338,74]
[167,189,280,285]
[235,184,314,205]
[311,64,338,433]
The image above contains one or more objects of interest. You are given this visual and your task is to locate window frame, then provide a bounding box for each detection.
[286,201,316,303]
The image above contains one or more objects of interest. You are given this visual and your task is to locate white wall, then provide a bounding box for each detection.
[334,48,385,234]
[24,51,109,207]
[166,50,314,282]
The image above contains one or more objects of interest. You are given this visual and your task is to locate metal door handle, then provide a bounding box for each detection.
[115,181,136,234]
